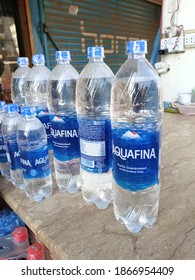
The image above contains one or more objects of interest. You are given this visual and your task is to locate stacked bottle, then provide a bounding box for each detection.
[25,54,54,175]
[0,101,11,181]
[2,104,24,189]
[48,50,80,193]
[0,226,29,260]
[17,106,52,202]
[110,40,163,233]
[76,46,114,209]
[11,57,30,107]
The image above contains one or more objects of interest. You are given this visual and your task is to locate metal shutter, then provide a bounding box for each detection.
[43,0,161,73]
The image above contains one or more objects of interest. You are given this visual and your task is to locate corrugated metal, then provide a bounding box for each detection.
[43,0,161,73]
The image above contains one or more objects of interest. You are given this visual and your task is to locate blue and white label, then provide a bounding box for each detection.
[112,127,160,191]
[78,118,112,173]
[5,141,21,170]
[36,107,52,150]
[0,137,7,163]
[50,115,80,161]
[20,146,50,179]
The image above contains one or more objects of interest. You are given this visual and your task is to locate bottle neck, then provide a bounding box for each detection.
[89,57,104,63]
[33,63,45,67]
[57,60,70,65]
[127,53,146,59]
[19,65,29,68]
[7,111,18,116]
[23,114,36,121]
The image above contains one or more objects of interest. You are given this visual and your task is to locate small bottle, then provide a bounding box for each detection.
[48,50,80,193]
[17,106,53,202]
[110,40,163,233]
[25,54,54,176]
[76,46,114,209]
[0,226,29,259]
[2,104,24,189]
[11,57,30,107]
[27,242,44,260]
[0,101,11,181]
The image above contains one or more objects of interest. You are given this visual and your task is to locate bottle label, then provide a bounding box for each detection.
[112,127,161,191]
[36,107,52,150]
[5,141,21,170]
[20,146,50,179]
[50,115,80,161]
[78,118,112,173]
[0,137,7,163]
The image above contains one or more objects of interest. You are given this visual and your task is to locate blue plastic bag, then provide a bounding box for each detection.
[0,208,25,237]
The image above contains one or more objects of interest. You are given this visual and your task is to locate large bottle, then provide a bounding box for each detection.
[76,46,114,209]
[17,106,53,202]
[25,54,54,174]
[2,104,24,189]
[11,57,30,107]
[110,40,163,233]
[48,51,80,193]
[0,101,11,181]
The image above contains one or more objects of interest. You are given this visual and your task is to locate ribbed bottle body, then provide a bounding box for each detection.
[2,105,24,189]
[48,54,80,193]
[76,50,114,209]
[17,109,52,202]
[110,41,163,232]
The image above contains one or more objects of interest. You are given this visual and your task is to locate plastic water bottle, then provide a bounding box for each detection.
[25,54,54,175]
[76,46,114,209]
[110,40,163,233]
[0,226,29,259]
[2,104,24,189]
[48,51,80,193]
[0,101,11,181]
[17,106,53,202]
[11,57,30,107]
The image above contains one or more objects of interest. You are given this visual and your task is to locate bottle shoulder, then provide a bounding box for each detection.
[115,58,160,81]
[25,66,50,81]
[79,61,114,79]
[12,67,31,79]
[49,63,79,80]
[2,114,22,126]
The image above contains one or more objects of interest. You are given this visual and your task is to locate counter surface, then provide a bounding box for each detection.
[0,112,195,260]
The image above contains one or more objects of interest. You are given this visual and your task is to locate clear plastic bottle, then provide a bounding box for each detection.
[76,46,114,209]
[48,51,80,193]
[17,106,53,202]
[2,104,24,189]
[0,101,11,181]
[11,57,30,107]
[0,226,29,259]
[25,54,54,175]
[110,40,163,233]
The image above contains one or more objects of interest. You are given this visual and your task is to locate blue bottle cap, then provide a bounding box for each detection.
[17,57,29,66]
[32,54,45,64]
[126,40,147,54]
[0,101,6,110]
[21,106,36,117]
[55,51,71,61]
[87,46,105,58]
[5,104,19,113]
